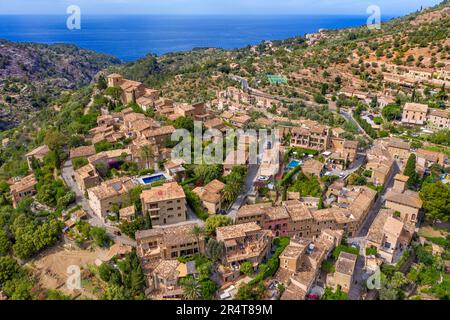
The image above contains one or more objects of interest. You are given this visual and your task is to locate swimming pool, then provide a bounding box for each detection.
[287,159,301,169]
[137,173,170,185]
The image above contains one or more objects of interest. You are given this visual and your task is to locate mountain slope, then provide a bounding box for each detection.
[0,40,121,129]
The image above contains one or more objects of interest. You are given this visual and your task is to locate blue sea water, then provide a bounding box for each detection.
[0,15,393,61]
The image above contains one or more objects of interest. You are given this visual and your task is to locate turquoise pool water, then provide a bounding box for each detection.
[287,159,301,169]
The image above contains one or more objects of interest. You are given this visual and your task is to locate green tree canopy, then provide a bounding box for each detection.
[204,215,232,236]
[420,182,450,223]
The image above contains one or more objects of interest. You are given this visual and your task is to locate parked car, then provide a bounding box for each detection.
[307,293,319,300]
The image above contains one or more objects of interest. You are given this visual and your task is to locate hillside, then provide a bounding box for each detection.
[110,1,449,106]
[0,40,120,129]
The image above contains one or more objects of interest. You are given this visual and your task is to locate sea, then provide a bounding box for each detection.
[0,14,394,61]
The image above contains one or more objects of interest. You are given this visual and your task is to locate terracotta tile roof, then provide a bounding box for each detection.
[140,182,185,203]
[153,260,181,280]
[75,163,98,179]
[429,108,450,119]
[366,209,391,245]
[344,140,359,149]
[124,112,146,123]
[193,187,221,204]
[416,148,445,162]
[88,177,136,200]
[142,125,175,138]
[387,138,410,150]
[280,239,309,259]
[136,96,155,107]
[283,200,313,221]
[216,222,262,241]
[386,190,423,209]
[131,119,159,133]
[25,145,50,157]
[10,174,37,193]
[205,179,225,194]
[384,216,404,238]
[394,174,409,182]
[88,149,131,163]
[161,224,199,246]
[204,117,225,129]
[136,223,199,245]
[119,206,135,218]
[280,283,307,300]
[70,145,96,159]
[265,206,290,221]
[301,159,324,176]
[335,252,357,275]
[237,203,273,217]
[403,102,428,113]
[231,114,251,124]
[119,79,143,92]
[175,103,195,112]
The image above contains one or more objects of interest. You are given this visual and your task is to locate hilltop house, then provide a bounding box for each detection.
[140,182,187,226]
[87,177,136,219]
[25,145,50,170]
[401,103,429,125]
[216,222,273,269]
[10,174,38,208]
[193,179,225,215]
[385,174,423,227]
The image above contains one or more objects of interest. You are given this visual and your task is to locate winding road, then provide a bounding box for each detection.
[61,160,136,247]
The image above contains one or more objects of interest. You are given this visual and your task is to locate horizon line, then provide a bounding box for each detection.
[0,13,400,17]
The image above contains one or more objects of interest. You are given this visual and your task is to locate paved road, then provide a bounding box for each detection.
[227,163,259,220]
[348,254,366,300]
[355,161,400,238]
[327,152,366,179]
[61,160,136,247]
[344,161,399,300]
[230,74,321,108]
[340,110,373,141]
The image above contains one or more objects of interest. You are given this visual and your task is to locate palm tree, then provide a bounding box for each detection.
[223,183,238,204]
[139,145,154,170]
[191,225,204,237]
[181,277,201,300]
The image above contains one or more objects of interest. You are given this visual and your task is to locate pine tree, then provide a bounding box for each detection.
[404,154,419,189]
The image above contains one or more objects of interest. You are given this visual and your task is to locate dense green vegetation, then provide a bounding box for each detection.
[98,250,146,300]
[236,237,290,300]
[322,286,348,300]
[288,172,322,197]
[420,181,450,223]
[179,255,218,300]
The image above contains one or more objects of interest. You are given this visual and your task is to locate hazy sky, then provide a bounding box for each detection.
[0,0,444,15]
